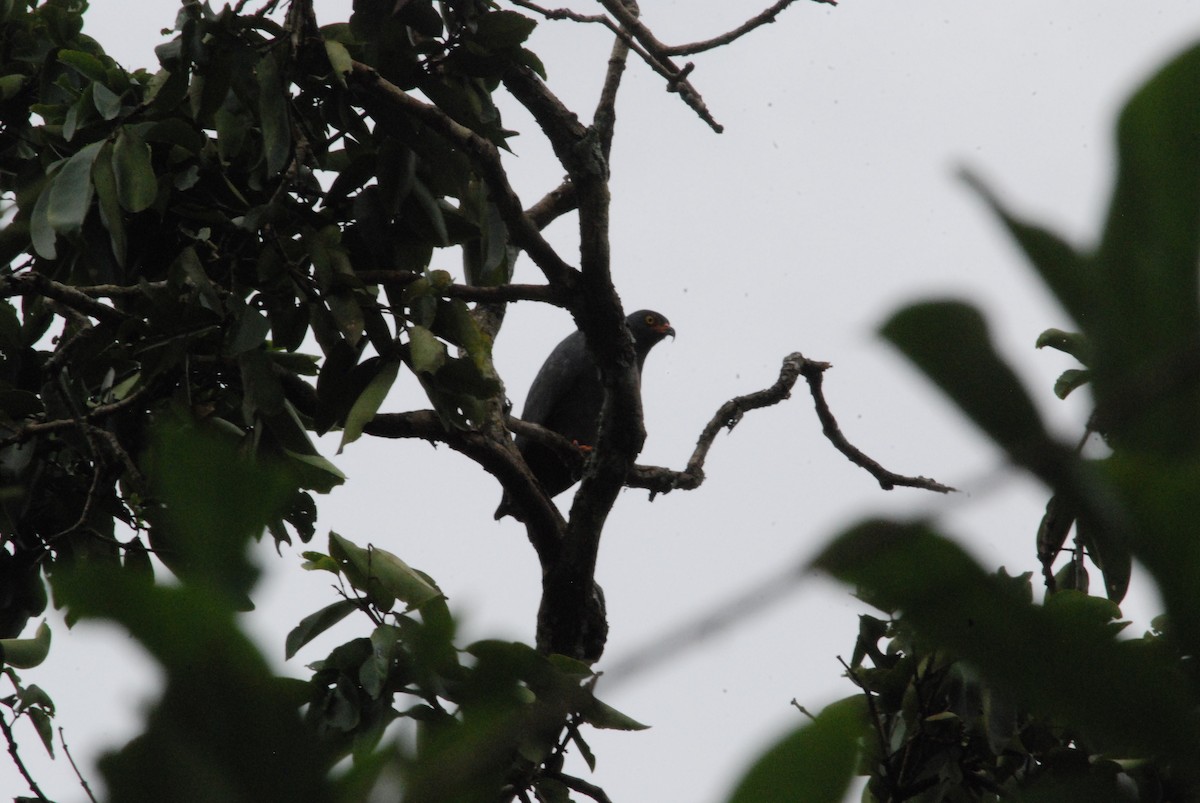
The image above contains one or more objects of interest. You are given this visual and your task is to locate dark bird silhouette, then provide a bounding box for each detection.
[495,310,675,520]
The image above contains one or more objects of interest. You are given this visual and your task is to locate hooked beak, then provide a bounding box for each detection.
[657,322,676,340]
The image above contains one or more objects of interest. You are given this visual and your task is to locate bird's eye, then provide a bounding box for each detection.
[644,314,655,326]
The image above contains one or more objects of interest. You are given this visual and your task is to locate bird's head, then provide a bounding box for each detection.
[627,310,675,349]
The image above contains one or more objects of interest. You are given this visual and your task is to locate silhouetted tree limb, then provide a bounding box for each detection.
[625,353,955,496]
[1,272,127,325]
[664,0,837,56]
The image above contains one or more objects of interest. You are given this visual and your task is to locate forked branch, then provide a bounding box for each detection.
[627,352,955,496]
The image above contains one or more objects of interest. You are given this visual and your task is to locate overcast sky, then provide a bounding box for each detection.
[8,2,1200,801]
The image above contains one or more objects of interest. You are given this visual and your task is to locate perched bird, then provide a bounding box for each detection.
[495,310,675,520]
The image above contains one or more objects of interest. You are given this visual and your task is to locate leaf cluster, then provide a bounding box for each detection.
[744,36,1200,803]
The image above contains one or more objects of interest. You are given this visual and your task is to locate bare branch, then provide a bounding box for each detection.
[0,713,49,802]
[799,359,955,493]
[620,353,954,496]
[593,0,635,159]
[594,0,723,131]
[356,270,565,306]
[510,0,722,131]
[59,728,99,803]
[550,771,613,803]
[663,0,835,56]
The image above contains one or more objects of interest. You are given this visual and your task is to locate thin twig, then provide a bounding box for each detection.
[0,712,49,802]
[511,0,722,131]
[550,771,613,803]
[799,360,956,493]
[594,0,723,131]
[60,727,99,803]
[664,0,835,56]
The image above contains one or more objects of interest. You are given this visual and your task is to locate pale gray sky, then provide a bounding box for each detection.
[8,3,1200,801]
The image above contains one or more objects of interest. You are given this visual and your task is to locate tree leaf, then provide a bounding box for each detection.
[473,10,537,50]
[257,53,290,176]
[408,325,446,375]
[27,706,54,757]
[0,620,51,668]
[1053,368,1092,400]
[328,532,442,613]
[725,695,864,803]
[339,359,399,453]
[880,301,1071,484]
[92,80,122,120]
[47,141,102,233]
[29,179,57,259]
[1036,328,1092,365]
[285,598,359,660]
[324,40,352,86]
[92,140,127,265]
[582,697,649,731]
[113,127,157,212]
[814,519,1199,761]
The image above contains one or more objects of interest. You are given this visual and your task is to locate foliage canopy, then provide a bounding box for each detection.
[4,1,1200,801]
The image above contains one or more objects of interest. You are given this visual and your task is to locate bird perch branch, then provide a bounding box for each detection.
[626,353,955,496]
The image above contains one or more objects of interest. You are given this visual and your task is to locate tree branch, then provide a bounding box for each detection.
[593,0,723,131]
[363,411,566,569]
[0,384,153,448]
[511,0,723,131]
[347,60,580,292]
[525,179,578,231]
[619,353,954,496]
[798,359,955,493]
[0,713,49,802]
[356,270,565,306]
[663,0,835,56]
[1,272,128,325]
[592,0,634,160]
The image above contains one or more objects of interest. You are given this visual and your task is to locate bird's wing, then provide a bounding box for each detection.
[519,330,592,427]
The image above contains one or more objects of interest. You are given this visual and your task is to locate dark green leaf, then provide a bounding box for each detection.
[113,127,157,213]
[880,301,1065,475]
[27,706,53,757]
[1053,368,1092,400]
[328,532,442,613]
[408,325,445,374]
[339,359,399,453]
[473,10,537,50]
[240,348,286,418]
[1036,328,1092,365]
[814,519,1199,761]
[285,599,359,660]
[0,621,51,669]
[48,141,102,233]
[57,49,107,82]
[92,140,127,265]
[92,80,122,120]
[257,53,290,176]
[726,695,864,803]
[29,183,56,259]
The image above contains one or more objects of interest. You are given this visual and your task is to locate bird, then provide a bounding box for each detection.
[495,310,675,521]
